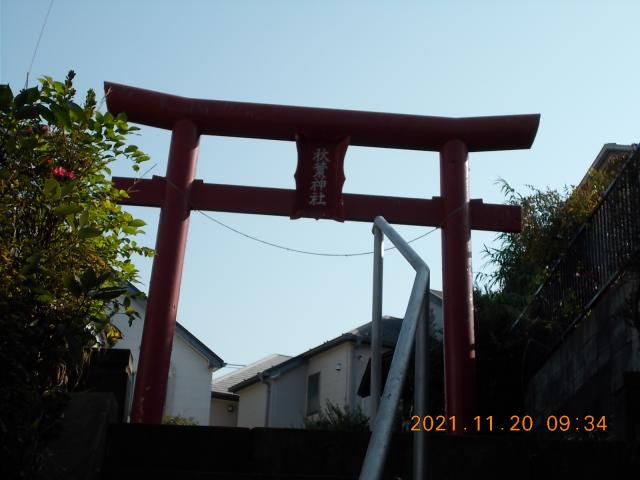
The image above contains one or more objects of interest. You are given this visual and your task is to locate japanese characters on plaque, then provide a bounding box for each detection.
[291,135,350,221]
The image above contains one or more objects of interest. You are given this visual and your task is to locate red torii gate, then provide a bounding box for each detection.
[105,82,539,426]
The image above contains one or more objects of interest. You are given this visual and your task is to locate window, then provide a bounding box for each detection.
[306,372,320,415]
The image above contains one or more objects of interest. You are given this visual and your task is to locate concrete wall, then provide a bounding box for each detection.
[210,398,239,427]
[237,381,268,428]
[111,298,214,425]
[525,280,640,439]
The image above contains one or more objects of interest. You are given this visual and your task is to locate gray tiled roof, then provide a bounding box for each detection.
[212,354,291,394]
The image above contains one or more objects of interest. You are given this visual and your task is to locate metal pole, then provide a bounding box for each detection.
[413,283,430,479]
[440,139,475,431]
[359,272,429,480]
[371,226,384,422]
[130,119,200,424]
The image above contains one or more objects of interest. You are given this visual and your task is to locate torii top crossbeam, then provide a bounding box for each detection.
[105,81,539,428]
[105,82,538,152]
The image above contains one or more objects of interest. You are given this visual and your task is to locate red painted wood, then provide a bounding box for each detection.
[440,140,475,430]
[129,120,200,424]
[105,82,539,152]
[113,177,521,233]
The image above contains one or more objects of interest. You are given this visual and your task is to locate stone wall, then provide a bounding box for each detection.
[525,279,640,439]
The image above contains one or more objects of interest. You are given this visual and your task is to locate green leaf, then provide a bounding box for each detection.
[68,102,87,123]
[50,103,72,130]
[104,323,123,344]
[53,204,83,216]
[129,219,146,228]
[44,178,61,200]
[80,268,98,290]
[37,105,56,124]
[19,252,42,275]
[15,105,41,120]
[63,274,83,297]
[60,182,75,198]
[66,214,77,230]
[78,226,102,238]
[91,287,126,301]
[36,293,54,303]
[121,262,135,274]
[14,87,40,108]
[95,271,112,286]
[0,84,13,111]
[79,210,89,228]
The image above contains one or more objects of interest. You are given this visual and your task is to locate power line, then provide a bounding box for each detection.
[195,208,440,257]
[25,0,55,89]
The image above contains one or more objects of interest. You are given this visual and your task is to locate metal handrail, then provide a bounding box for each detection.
[359,216,431,480]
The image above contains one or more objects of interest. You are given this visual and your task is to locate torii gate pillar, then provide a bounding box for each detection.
[130,119,200,423]
[440,139,474,424]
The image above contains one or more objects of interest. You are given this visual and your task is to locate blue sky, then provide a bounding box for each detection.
[2,1,639,373]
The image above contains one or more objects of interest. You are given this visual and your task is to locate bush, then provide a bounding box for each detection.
[303,400,369,431]
[162,414,199,426]
[0,72,152,478]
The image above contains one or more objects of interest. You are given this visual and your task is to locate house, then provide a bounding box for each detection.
[210,354,291,427]
[219,290,443,429]
[111,284,225,425]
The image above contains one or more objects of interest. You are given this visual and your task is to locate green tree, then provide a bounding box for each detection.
[474,156,627,419]
[0,71,153,478]
[483,160,626,301]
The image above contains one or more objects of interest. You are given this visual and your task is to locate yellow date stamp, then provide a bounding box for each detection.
[409,415,608,433]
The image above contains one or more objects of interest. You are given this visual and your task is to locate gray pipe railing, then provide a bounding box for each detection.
[359,216,431,480]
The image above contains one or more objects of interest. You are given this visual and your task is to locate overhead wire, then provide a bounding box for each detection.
[124,174,465,258]
[25,0,55,89]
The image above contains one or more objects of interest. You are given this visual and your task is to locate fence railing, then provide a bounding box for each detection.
[515,146,640,359]
[359,216,430,480]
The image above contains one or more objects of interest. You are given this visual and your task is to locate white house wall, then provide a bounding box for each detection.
[307,342,352,411]
[167,336,213,425]
[111,299,213,425]
[210,398,239,427]
[237,381,268,428]
[268,364,306,428]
